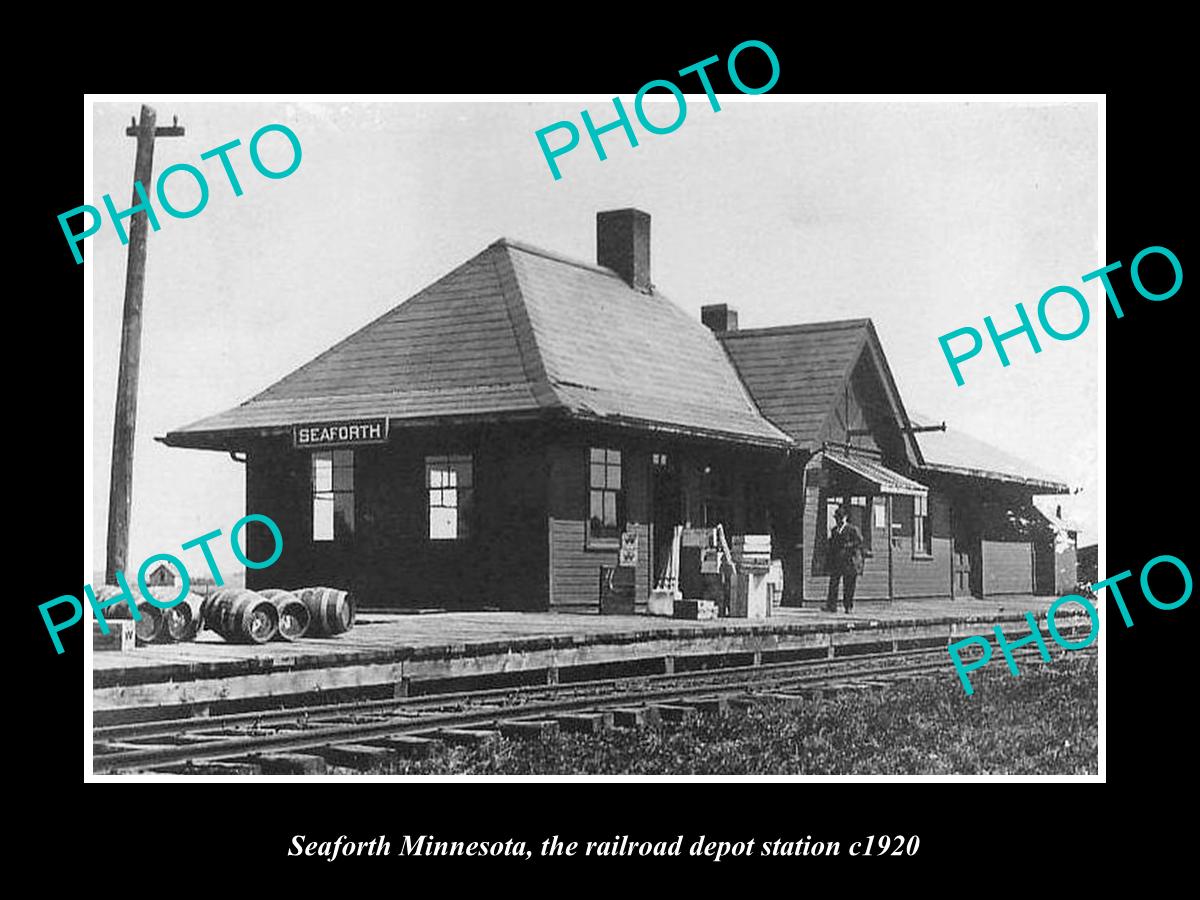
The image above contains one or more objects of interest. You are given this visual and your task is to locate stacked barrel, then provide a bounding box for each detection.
[93,585,206,644]
[204,588,280,643]
[92,584,357,646]
[198,586,355,642]
[297,586,356,636]
[260,589,310,641]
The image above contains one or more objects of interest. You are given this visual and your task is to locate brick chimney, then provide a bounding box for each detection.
[597,208,651,292]
[701,303,739,333]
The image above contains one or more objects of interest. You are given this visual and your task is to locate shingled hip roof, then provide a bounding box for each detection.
[164,239,791,450]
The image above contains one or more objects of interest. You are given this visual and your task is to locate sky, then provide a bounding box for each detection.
[89,98,1099,582]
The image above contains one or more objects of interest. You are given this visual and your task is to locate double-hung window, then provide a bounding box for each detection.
[427,455,474,540]
[913,493,932,557]
[588,448,623,545]
[312,450,354,542]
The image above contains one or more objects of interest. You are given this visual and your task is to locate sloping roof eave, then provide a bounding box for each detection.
[823,449,928,496]
[920,461,1069,494]
[161,405,794,453]
[564,408,793,449]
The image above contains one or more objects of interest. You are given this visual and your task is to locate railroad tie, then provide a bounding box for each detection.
[690,696,732,716]
[824,682,875,694]
[556,712,614,734]
[652,704,698,725]
[154,761,262,776]
[763,692,808,709]
[367,735,444,759]
[438,728,502,747]
[316,743,396,770]
[611,707,661,728]
[500,720,560,741]
[246,753,328,775]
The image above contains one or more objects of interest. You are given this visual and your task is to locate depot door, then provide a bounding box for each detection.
[950,505,975,598]
[651,453,681,588]
[952,541,973,597]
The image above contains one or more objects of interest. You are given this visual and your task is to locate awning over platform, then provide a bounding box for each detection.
[822,451,928,496]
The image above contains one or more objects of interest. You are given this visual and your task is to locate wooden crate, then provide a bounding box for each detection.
[673,599,718,620]
[93,620,136,652]
[599,565,636,615]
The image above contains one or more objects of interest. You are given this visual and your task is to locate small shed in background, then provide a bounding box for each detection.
[144,562,178,587]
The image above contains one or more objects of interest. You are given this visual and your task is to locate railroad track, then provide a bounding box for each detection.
[93,644,1095,774]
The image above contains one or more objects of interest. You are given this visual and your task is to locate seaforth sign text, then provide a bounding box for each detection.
[294,418,389,449]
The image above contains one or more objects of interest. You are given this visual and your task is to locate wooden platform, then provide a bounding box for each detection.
[92,597,1086,723]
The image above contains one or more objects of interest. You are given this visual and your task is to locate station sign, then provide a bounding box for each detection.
[293,417,389,449]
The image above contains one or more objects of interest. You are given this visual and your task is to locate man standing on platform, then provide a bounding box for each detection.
[824,505,864,613]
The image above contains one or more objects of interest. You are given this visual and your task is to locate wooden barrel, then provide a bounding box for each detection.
[298,587,355,637]
[93,585,164,643]
[203,589,279,644]
[156,590,207,642]
[260,589,311,641]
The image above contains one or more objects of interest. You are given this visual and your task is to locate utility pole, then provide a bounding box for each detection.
[105,105,185,584]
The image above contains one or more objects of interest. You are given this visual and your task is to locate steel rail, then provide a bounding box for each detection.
[93,645,1092,773]
[95,643,959,741]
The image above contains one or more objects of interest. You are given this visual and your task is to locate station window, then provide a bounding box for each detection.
[873,497,887,531]
[913,493,932,557]
[588,447,623,545]
[427,455,474,541]
[312,450,354,542]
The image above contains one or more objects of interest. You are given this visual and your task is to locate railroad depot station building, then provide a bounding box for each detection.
[164,209,1075,612]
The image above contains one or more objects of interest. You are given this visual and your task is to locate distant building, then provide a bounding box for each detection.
[163,209,1070,610]
[145,562,177,587]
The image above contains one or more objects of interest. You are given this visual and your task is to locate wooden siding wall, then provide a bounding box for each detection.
[819,355,910,465]
[820,360,881,451]
[546,430,781,611]
[547,439,651,611]
[892,493,952,599]
[1033,537,1054,595]
[802,483,890,601]
[982,540,1034,595]
[245,424,548,610]
[245,442,310,589]
[1033,535,1077,595]
[801,460,954,602]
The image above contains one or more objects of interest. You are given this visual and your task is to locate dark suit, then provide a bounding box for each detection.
[825,522,864,612]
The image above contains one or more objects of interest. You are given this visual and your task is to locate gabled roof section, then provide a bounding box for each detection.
[165,240,790,450]
[718,319,922,462]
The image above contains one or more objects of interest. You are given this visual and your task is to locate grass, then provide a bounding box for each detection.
[350,654,1097,776]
